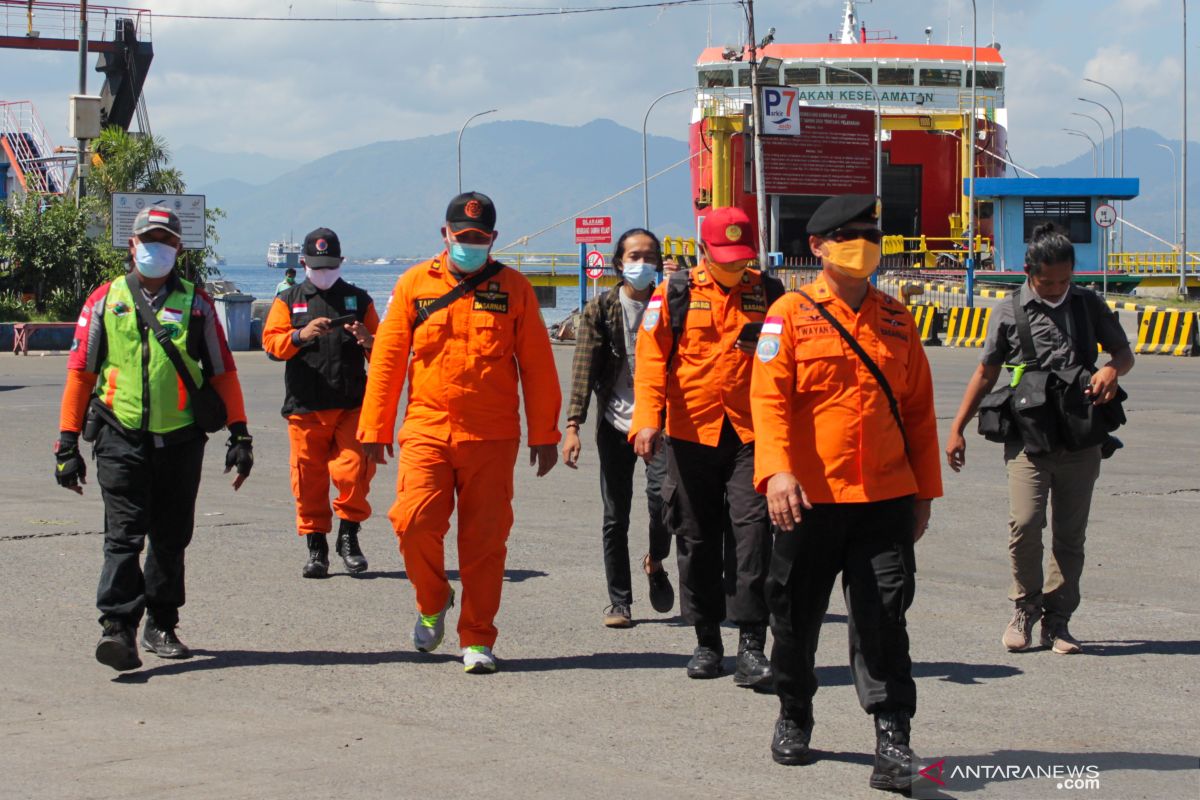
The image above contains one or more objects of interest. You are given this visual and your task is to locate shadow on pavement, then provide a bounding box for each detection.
[117,648,459,682]
[814,661,1022,688]
[328,569,549,583]
[1084,639,1200,657]
[503,651,691,672]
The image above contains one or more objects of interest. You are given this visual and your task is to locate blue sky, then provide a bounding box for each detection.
[3,0,1195,172]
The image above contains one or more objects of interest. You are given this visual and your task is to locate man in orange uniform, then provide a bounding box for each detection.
[631,206,777,688]
[263,228,380,578]
[750,194,942,793]
[358,192,561,674]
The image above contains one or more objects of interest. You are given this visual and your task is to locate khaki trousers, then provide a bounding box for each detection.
[1004,442,1102,623]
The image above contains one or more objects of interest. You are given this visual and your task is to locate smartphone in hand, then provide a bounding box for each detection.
[738,321,764,345]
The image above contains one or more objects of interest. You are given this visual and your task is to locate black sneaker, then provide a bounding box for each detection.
[95,620,141,672]
[771,715,814,766]
[140,617,191,659]
[687,624,725,678]
[303,532,330,579]
[643,554,674,613]
[335,519,368,574]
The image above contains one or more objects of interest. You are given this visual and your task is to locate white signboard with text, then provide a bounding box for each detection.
[761,86,802,136]
[111,192,207,250]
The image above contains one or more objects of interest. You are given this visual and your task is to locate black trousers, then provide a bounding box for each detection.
[666,417,771,628]
[596,417,671,607]
[767,496,917,723]
[94,424,207,628]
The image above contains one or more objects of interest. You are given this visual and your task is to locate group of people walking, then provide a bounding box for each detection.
[51,190,1132,793]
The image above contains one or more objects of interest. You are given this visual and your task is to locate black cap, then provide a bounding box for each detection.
[445,191,497,234]
[303,227,342,268]
[806,194,879,236]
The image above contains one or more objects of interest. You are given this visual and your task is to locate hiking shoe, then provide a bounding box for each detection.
[643,554,674,613]
[1002,601,1042,651]
[603,603,633,628]
[1041,620,1083,654]
[771,715,814,766]
[140,616,191,659]
[302,532,329,579]
[335,519,368,574]
[462,645,498,674]
[95,620,141,672]
[413,587,455,653]
[870,712,918,793]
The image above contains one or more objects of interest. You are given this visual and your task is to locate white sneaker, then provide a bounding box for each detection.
[412,587,455,653]
[462,645,497,674]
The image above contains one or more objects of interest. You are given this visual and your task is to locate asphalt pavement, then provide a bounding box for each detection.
[0,344,1196,800]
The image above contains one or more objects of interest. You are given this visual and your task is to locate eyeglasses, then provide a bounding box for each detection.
[825,228,883,244]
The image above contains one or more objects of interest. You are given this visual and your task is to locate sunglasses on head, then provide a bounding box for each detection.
[825,228,883,244]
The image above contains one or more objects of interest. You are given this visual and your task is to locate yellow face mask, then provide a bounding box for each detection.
[822,239,882,280]
[707,259,752,288]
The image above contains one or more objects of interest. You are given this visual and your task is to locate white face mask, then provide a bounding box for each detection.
[1031,283,1069,308]
[306,267,341,291]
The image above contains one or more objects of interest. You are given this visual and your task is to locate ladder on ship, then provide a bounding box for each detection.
[0,100,70,195]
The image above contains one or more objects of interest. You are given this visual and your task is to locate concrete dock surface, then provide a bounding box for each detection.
[0,345,1196,799]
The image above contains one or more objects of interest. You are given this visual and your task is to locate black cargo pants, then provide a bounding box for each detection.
[665,416,771,628]
[94,423,207,629]
[767,496,917,723]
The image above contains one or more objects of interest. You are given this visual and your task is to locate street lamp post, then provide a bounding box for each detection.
[1063,129,1099,175]
[1155,143,1179,250]
[966,0,978,307]
[821,62,883,200]
[1085,77,1125,250]
[643,88,693,228]
[1181,0,1189,295]
[745,0,771,268]
[456,109,497,193]
[1078,97,1116,181]
[1069,112,1107,176]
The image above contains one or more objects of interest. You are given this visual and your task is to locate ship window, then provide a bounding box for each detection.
[733,67,751,87]
[826,66,874,84]
[919,68,963,87]
[878,67,915,86]
[968,68,1003,89]
[784,67,821,85]
[698,69,734,88]
[1022,198,1092,244]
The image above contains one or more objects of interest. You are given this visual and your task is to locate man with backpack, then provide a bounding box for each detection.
[630,206,781,689]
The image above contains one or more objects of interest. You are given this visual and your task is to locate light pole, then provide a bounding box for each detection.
[966,0,978,306]
[1181,0,1189,295]
[1078,97,1116,181]
[456,109,497,193]
[1155,143,1179,250]
[1063,129,1099,175]
[821,62,882,203]
[745,0,770,267]
[643,88,693,227]
[1069,112,1107,176]
[1085,77,1125,250]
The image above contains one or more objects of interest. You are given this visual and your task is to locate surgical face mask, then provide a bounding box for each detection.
[306,266,341,291]
[707,260,749,288]
[621,261,658,291]
[1031,283,1069,308]
[133,241,177,279]
[822,239,882,280]
[447,240,491,272]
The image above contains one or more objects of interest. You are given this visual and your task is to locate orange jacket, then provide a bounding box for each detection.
[357,252,561,447]
[750,275,942,503]
[631,263,772,447]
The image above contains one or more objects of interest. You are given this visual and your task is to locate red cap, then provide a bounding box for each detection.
[701,207,757,263]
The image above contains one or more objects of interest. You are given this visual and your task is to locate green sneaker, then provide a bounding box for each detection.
[412,587,455,653]
[462,645,497,674]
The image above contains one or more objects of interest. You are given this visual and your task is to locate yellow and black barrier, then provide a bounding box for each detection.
[1136,310,1198,356]
[907,304,943,346]
[944,307,992,347]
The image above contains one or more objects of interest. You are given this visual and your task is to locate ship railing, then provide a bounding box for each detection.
[882,233,991,269]
[0,1,151,45]
[1106,251,1200,275]
[773,260,971,307]
[0,100,68,195]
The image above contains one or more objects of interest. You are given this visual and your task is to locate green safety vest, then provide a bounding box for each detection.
[96,277,205,433]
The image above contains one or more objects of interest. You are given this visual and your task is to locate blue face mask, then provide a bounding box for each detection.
[621,260,658,291]
[133,241,177,279]
[448,241,491,272]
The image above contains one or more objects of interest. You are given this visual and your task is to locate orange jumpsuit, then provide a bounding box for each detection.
[263,295,381,535]
[358,252,561,648]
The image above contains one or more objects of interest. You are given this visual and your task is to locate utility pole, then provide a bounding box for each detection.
[746,0,770,267]
[1181,0,1189,295]
[76,0,87,207]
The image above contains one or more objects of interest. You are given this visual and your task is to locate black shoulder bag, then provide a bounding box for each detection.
[797,290,909,456]
[1051,290,1128,451]
[412,260,504,331]
[127,273,228,433]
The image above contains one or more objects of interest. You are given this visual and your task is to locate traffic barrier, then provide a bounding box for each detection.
[1136,310,1198,356]
[944,307,991,347]
[907,304,943,346]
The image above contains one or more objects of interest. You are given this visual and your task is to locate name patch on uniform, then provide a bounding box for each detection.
[757,336,781,363]
[292,303,309,314]
[689,299,711,311]
[414,297,438,311]
[797,324,836,339]
[161,307,184,324]
[473,288,509,313]
[880,328,909,343]
[741,295,767,314]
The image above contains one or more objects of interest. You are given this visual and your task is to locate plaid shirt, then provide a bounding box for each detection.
[565,284,628,425]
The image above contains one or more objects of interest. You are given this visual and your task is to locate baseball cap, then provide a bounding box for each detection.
[303,227,343,269]
[806,194,879,236]
[132,205,182,240]
[700,206,757,263]
[446,191,497,235]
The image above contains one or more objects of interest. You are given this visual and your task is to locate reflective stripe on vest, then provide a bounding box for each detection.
[97,277,203,433]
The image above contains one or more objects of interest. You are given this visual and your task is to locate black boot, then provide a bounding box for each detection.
[870,712,918,794]
[335,519,368,574]
[734,623,773,690]
[95,619,141,672]
[771,713,814,766]
[140,615,191,659]
[686,623,724,679]
[302,532,330,579]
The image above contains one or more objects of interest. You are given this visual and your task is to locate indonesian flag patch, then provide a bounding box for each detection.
[161,307,184,324]
[293,303,308,314]
[762,316,784,336]
[148,209,173,224]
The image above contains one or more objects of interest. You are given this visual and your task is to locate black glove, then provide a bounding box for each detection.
[54,431,86,490]
[225,421,254,478]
